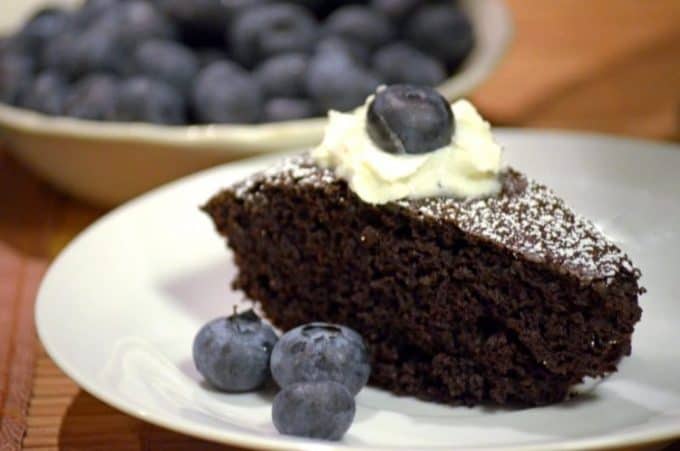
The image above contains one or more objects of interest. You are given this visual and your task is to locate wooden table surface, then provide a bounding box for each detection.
[1,151,246,451]
[1,0,678,449]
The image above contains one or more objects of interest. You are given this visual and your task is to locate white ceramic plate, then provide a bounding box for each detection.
[0,0,512,207]
[36,130,680,451]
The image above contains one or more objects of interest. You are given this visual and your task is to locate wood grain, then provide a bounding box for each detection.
[0,244,46,451]
[23,349,245,450]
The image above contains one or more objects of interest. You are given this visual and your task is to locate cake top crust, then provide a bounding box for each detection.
[230,154,639,285]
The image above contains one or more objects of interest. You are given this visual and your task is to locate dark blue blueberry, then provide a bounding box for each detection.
[114,77,186,125]
[306,50,382,113]
[371,0,423,24]
[64,74,119,121]
[74,0,120,27]
[134,39,199,95]
[270,323,371,396]
[156,0,230,30]
[228,3,319,68]
[20,71,69,115]
[316,36,370,65]
[406,4,474,69]
[263,98,316,122]
[220,0,273,20]
[272,381,355,441]
[367,84,453,155]
[196,49,229,68]
[18,7,73,53]
[1,35,35,61]
[286,0,365,18]
[123,1,177,45]
[191,61,263,124]
[158,0,267,37]
[254,53,308,98]
[69,26,129,77]
[41,33,79,78]
[94,1,176,50]
[0,53,34,105]
[155,0,235,46]
[324,6,394,52]
[373,42,446,86]
[193,310,278,392]
[159,0,266,27]
[285,0,326,17]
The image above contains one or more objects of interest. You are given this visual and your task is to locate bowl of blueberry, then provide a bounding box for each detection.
[0,0,512,206]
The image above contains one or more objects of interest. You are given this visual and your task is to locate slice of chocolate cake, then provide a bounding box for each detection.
[203,86,642,406]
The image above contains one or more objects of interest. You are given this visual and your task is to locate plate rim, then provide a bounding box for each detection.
[36,129,680,451]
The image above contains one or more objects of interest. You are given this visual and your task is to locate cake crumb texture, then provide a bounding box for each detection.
[204,155,642,406]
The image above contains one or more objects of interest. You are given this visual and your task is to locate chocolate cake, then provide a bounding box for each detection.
[203,155,642,406]
[203,86,642,407]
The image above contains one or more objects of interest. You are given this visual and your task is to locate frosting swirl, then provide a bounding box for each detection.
[311,98,503,204]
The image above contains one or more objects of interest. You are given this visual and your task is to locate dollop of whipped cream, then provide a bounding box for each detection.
[311,98,503,204]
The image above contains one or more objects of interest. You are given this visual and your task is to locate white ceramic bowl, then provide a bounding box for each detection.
[0,0,513,207]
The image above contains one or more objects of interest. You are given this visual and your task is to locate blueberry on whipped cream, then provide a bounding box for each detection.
[311,84,503,204]
[367,84,453,155]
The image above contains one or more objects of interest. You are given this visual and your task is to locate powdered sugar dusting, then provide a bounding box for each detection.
[233,155,336,198]
[231,155,638,284]
[433,180,634,282]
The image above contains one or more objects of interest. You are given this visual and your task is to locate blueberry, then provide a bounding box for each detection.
[221,0,272,19]
[157,0,264,36]
[272,381,355,441]
[155,0,236,46]
[191,61,263,124]
[373,42,446,86]
[114,77,186,125]
[41,33,79,77]
[196,49,229,68]
[20,71,69,115]
[0,53,34,105]
[367,84,453,155]
[254,53,308,98]
[229,3,319,68]
[306,50,382,113]
[69,26,129,77]
[74,0,120,27]
[64,74,118,121]
[193,310,278,392]
[1,35,35,61]
[316,36,370,65]
[283,0,336,18]
[134,39,199,95]
[156,0,230,31]
[263,98,316,122]
[123,1,177,45]
[371,0,423,24]
[324,6,394,52]
[286,0,366,19]
[18,7,72,53]
[95,1,176,50]
[270,323,370,396]
[406,4,475,69]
